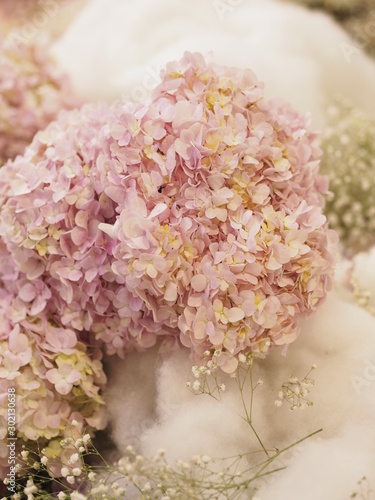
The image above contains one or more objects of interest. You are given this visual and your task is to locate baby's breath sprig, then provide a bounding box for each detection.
[274,365,317,410]
[350,273,375,317]
[319,97,375,255]
[187,351,268,455]
[4,427,322,500]
[1,422,98,500]
[3,357,323,500]
[234,353,268,457]
[186,350,226,400]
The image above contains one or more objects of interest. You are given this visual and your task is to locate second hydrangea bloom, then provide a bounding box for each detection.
[0,38,79,165]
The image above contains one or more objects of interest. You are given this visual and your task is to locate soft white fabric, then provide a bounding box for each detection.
[259,424,375,500]
[53,0,375,128]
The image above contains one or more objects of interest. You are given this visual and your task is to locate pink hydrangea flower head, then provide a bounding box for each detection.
[97,52,338,371]
[0,38,80,165]
[0,102,152,357]
[0,53,337,376]
[0,104,111,467]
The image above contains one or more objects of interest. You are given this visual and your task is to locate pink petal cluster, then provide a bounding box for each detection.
[0,288,107,432]
[0,289,107,476]
[0,38,79,165]
[98,53,337,371]
[0,53,337,383]
[0,105,110,472]
[0,103,145,358]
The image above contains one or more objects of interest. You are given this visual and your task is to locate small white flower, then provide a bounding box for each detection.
[193,380,201,391]
[91,484,108,494]
[24,480,37,495]
[88,471,97,481]
[57,493,67,500]
[21,450,29,460]
[40,456,48,465]
[186,381,191,388]
[256,379,263,386]
[125,463,133,473]
[66,475,75,485]
[274,400,282,407]
[238,353,246,363]
[61,467,69,478]
[79,446,85,453]
[311,364,317,370]
[82,434,91,445]
[71,419,79,427]
[68,453,79,464]
[71,492,86,500]
[60,437,73,448]
[219,383,226,392]
[72,467,82,476]
[143,482,152,492]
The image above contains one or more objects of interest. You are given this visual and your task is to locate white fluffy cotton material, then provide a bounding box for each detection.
[105,262,375,499]
[258,424,375,500]
[104,347,159,450]
[53,0,375,127]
